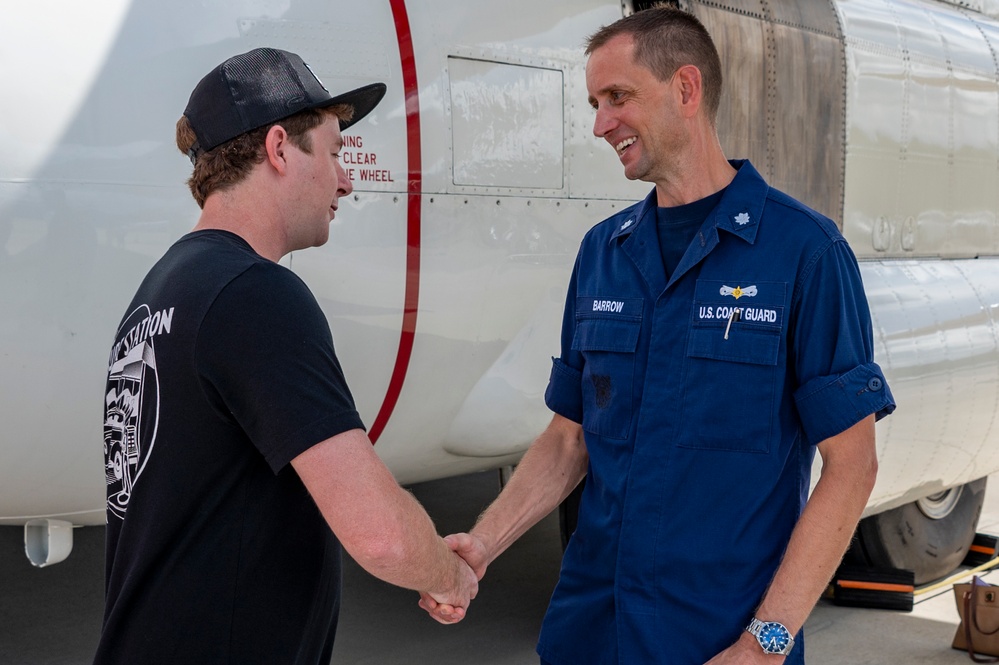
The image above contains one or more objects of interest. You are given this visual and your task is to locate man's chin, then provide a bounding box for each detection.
[316,227,332,248]
[620,160,650,182]
[623,168,651,183]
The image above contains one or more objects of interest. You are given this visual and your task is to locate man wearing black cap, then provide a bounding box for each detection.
[96,48,477,665]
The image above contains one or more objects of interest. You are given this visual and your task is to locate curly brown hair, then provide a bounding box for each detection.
[176,104,352,208]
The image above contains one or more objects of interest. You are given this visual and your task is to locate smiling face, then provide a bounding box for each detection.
[586,34,690,185]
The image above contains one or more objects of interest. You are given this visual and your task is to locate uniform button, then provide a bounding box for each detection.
[867,377,883,392]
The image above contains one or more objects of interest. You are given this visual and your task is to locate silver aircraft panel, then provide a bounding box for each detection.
[839,0,999,259]
[861,259,999,510]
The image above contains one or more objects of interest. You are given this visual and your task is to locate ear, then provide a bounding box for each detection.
[264,124,291,174]
[674,64,703,119]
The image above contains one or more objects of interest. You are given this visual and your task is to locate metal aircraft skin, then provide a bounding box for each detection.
[4,0,999,573]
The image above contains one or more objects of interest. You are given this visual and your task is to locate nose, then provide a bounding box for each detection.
[336,158,353,197]
[592,104,617,139]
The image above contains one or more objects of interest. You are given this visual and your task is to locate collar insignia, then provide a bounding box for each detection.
[621,219,634,231]
[720,285,757,299]
[734,212,751,226]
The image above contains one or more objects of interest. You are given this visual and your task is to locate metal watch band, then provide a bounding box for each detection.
[746,617,795,656]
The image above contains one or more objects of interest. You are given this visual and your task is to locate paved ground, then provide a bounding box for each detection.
[1,470,996,664]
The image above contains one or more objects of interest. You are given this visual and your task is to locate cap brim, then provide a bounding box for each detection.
[325,82,387,131]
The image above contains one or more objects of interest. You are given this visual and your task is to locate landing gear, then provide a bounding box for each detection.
[844,478,987,585]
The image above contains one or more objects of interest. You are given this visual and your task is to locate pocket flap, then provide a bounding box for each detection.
[687,326,779,366]
[573,318,641,353]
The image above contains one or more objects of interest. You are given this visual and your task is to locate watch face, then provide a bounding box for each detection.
[758,622,791,654]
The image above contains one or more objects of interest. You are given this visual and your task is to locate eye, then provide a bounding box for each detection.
[609,90,625,104]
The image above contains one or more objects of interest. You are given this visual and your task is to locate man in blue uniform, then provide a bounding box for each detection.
[421,7,895,664]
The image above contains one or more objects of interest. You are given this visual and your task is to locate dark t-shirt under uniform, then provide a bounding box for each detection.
[97,230,364,665]
[657,187,725,280]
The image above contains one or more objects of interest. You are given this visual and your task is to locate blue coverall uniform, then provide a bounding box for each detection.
[538,160,896,664]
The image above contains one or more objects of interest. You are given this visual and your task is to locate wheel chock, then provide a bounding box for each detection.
[961,533,999,568]
[831,565,915,612]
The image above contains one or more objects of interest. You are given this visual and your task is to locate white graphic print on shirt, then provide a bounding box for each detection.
[103,305,173,520]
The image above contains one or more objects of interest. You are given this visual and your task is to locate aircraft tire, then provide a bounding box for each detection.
[844,477,987,585]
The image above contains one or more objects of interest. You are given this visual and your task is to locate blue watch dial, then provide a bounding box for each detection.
[758,622,791,654]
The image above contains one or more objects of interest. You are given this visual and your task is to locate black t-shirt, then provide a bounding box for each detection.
[656,187,726,279]
[97,230,364,665]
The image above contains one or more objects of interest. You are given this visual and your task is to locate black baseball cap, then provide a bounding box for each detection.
[183,47,386,162]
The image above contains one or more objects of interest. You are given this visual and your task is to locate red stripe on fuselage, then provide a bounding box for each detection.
[370,0,421,444]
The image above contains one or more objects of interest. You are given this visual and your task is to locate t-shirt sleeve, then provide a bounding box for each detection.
[196,262,365,473]
[791,238,896,445]
[545,255,584,424]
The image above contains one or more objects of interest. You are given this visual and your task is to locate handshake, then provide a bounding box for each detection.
[416,532,490,624]
[404,415,585,624]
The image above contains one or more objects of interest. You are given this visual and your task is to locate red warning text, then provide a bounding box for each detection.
[342,134,395,183]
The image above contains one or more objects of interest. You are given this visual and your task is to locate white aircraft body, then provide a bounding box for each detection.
[3,0,999,583]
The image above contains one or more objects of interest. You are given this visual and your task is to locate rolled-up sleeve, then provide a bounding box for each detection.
[792,239,896,445]
[794,362,894,445]
[545,255,585,424]
[546,357,583,423]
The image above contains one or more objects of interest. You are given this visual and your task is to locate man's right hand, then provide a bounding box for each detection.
[418,532,488,622]
[418,414,588,623]
[444,532,489,579]
[421,548,479,624]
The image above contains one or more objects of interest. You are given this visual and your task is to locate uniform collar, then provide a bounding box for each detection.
[709,159,767,245]
[609,159,768,246]
[611,160,770,295]
[609,196,652,243]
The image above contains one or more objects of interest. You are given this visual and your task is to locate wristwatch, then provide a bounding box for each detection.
[746,617,795,656]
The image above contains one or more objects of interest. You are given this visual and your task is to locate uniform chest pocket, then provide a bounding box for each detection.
[678,282,786,453]
[572,316,641,440]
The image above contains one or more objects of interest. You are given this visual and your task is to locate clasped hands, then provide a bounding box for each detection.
[419,533,489,624]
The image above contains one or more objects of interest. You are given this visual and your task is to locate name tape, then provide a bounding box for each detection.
[697,305,779,324]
